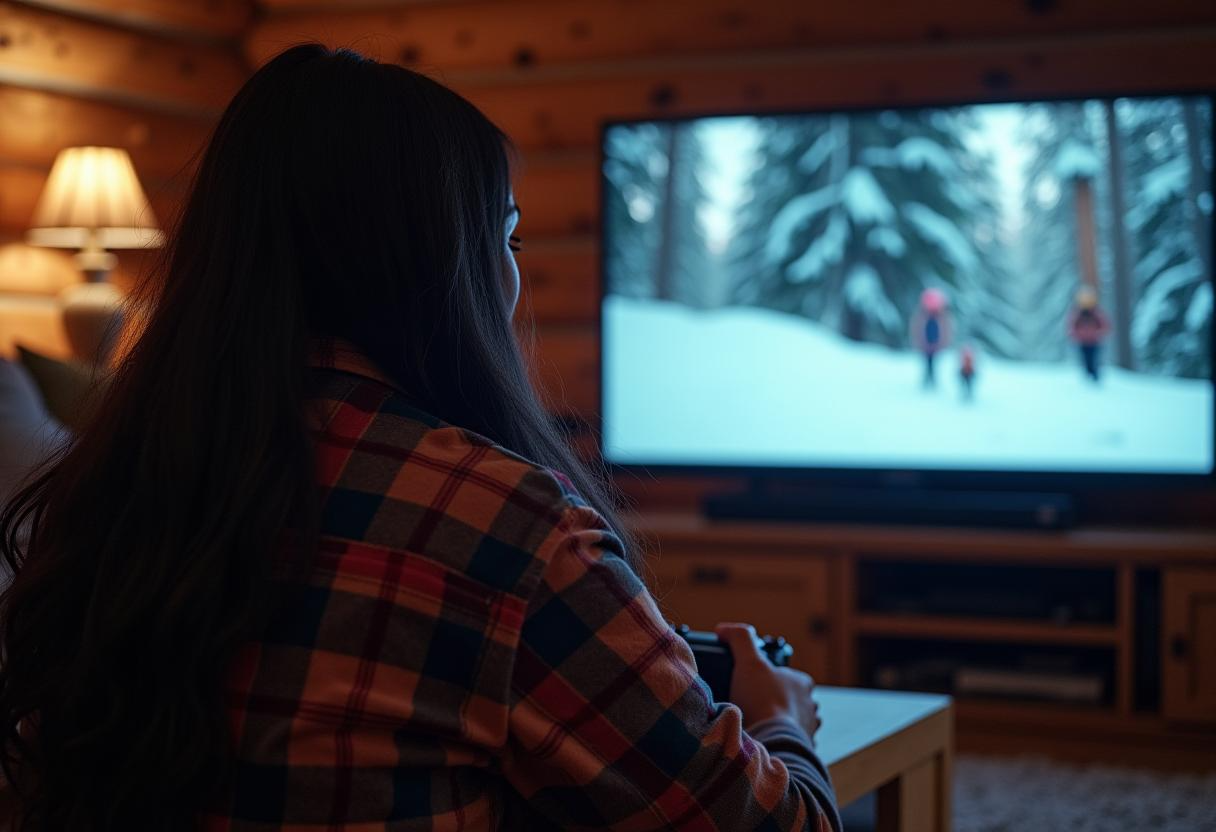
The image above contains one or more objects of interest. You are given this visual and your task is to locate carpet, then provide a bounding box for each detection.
[841,754,1216,831]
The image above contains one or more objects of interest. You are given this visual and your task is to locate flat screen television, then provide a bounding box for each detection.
[599,94,1215,496]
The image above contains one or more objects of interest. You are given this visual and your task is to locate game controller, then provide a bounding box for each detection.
[675,624,794,701]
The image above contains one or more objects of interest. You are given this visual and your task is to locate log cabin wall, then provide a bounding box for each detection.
[3,0,1215,514]
[246,0,1216,455]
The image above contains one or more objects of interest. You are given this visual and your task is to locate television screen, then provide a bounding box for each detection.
[600,95,1214,475]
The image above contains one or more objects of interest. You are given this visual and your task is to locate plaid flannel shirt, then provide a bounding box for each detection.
[204,350,840,831]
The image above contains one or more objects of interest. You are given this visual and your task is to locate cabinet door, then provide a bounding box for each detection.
[1162,568,1216,723]
[647,552,833,681]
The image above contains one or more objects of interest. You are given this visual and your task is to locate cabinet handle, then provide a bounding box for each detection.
[690,566,730,585]
[1171,636,1188,659]
[809,616,830,636]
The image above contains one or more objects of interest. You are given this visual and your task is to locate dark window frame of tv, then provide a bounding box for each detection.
[594,88,1216,495]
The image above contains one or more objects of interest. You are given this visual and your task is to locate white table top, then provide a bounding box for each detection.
[816,686,951,766]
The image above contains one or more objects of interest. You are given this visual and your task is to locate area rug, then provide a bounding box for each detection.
[952,754,1216,832]
[840,754,1216,831]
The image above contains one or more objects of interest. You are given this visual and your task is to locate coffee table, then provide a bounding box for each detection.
[816,687,954,832]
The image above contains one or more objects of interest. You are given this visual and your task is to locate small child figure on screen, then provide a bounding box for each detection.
[1068,286,1111,383]
[910,287,952,388]
[959,344,977,401]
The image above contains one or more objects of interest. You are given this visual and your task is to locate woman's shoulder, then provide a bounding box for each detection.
[307,369,586,589]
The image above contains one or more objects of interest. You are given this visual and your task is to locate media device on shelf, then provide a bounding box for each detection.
[599,93,1215,527]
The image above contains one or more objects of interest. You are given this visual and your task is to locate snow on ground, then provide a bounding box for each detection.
[603,296,1213,473]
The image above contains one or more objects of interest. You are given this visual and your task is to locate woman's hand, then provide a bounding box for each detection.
[715,622,822,743]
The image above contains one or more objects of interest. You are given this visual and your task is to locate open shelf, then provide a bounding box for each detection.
[854,613,1121,646]
[859,636,1117,709]
[856,559,1118,624]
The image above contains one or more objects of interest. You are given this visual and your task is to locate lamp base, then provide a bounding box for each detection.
[60,280,125,364]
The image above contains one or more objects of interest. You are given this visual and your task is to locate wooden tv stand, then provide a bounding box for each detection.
[632,512,1216,769]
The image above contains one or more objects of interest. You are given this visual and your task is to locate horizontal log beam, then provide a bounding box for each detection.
[246,0,1216,72]
[16,0,252,41]
[0,2,246,115]
[0,86,211,179]
[454,30,1216,150]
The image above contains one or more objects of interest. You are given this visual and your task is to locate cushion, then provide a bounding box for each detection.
[15,344,104,432]
[0,358,67,509]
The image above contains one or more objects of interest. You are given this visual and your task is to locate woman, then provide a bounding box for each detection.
[0,46,839,830]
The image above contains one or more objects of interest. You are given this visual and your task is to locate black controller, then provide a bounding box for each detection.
[675,624,794,702]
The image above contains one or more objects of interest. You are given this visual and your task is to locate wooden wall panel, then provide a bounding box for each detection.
[514,152,597,236]
[529,326,598,418]
[3,0,1210,444]
[460,32,1216,152]
[17,0,252,40]
[515,236,598,325]
[247,0,1216,72]
[0,162,55,231]
[0,86,210,179]
[0,2,246,114]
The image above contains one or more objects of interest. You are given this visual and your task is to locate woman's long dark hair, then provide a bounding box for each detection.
[0,45,631,829]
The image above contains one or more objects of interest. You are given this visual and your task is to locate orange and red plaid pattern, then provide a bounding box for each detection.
[204,352,840,831]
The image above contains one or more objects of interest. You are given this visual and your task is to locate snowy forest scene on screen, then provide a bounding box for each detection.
[601,97,1214,473]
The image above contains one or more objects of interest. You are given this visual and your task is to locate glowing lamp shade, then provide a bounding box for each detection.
[27,146,164,251]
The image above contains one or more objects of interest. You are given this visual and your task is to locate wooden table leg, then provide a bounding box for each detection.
[938,740,953,832]
[875,749,951,832]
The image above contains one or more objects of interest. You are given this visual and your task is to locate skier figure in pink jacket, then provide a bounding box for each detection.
[1068,286,1111,383]
[959,344,977,401]
[910,287,953,388]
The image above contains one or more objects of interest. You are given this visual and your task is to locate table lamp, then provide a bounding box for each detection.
[27,146,164,363]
